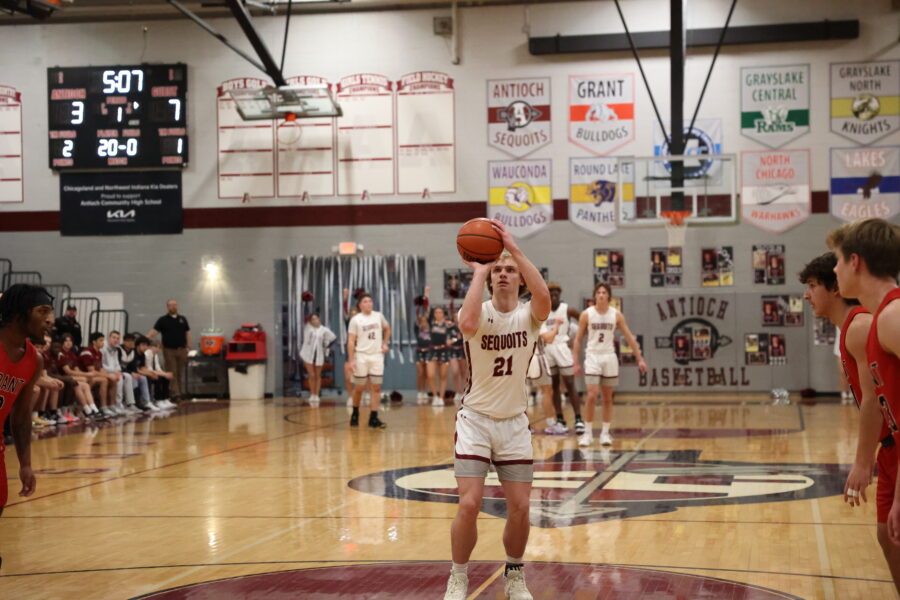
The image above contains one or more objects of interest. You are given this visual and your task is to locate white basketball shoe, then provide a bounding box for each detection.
[504,568,533,600]
[443,572,468,600]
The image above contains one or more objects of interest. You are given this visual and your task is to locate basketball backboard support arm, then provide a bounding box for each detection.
[166,0,287,87]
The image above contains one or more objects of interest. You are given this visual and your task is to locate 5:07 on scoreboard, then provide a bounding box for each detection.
[47,63,188,169]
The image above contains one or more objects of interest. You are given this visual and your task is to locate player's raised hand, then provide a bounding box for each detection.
[490,219,518,254]
[463,258,495,274]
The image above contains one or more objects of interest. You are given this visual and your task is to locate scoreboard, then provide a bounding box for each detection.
[48,64,188,169]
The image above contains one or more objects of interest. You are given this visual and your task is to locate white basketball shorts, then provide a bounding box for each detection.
[544,343,574,376]
[584,352,619,386]
[353,352,384,383]
[454,406,533,482]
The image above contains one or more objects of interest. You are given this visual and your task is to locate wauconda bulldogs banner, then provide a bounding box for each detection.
[740,65,810,148]
[831,61,900,145]
[487,78,551,158]
[569,157,633,236]
[487,159,552,238]
[740,149,811,233]
[60,171,182,236]
[830,146,900,222]
[569,74,635,155]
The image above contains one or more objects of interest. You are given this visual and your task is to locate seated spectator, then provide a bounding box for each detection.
[53,334,100,420]
[102,330,139,415]
[144,339,175,409]
[33,336,66,426]
[119,333,155,412]
[81,332,119,418]
[43,335,79,424]
[54,305,83,351]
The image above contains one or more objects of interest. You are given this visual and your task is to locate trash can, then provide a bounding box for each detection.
[226,323,267,400]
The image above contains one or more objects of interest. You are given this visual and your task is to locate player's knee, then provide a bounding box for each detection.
[506,495,530,518]
[457,495,481,518]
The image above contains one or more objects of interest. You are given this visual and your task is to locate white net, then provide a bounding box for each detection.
[276,120,302,146]
[665,220,687,248]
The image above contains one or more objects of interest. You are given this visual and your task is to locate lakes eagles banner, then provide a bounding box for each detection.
[488,159,552,238]
[740,65,809,148]
[831,61,900,145]
[830,146,900,222]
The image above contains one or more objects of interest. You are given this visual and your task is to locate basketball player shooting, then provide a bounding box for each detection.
[443,219,549,600]
[0,284,54,523]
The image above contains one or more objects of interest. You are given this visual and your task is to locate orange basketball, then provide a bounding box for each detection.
[457,218,504,263]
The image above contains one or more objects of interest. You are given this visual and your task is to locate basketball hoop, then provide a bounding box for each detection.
[276,113,302,146]
[661,210,690,248]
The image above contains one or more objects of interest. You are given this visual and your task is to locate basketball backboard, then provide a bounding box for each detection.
[616,153,737,226]
[228,85,342,120]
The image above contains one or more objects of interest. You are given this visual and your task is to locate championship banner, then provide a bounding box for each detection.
[740,65,809,148]
[0,85,23,203]
[652,118,723,187]
[487,159,552,238]
[830,146,900,222]
[569,157,632,236]
[487,78,550,158]
[740,149,811,233]
[60,170,182,236]
[569,74,635,156]
[831,61,900,145]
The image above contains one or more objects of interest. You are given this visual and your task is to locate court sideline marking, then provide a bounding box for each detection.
[801,409,836,600]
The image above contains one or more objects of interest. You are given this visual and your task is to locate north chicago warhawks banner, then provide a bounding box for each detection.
[830,146,900,222]
[569,74,635,155]
[740,149,811,233]
[740,65,809,148]
[488,159,552,238]
[487,78,550,158]
[569,157,632,236]
[831,61,899,145]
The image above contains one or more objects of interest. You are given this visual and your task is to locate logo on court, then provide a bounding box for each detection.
[487,78,551,158]
[348,449,848,528]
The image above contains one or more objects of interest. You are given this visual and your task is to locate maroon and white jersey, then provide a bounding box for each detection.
[461,300,540,419]
[584,305,618,355]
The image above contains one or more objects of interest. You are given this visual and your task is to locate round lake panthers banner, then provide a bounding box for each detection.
[569,74,635,156]
[488,159,552,238]
[830,61,900,145]
[740,65,809,149]
[740,149,811,233]
[487,78,551,158]
[830,146,900,222]
[569,157,632,237]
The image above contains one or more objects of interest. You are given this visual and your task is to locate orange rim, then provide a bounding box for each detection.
[660,210,691,226]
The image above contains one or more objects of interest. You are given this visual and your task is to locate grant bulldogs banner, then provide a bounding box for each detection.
[487,78,551,158]
[831,61,900,145]
[569,157,631,236]
[830,146,900,222]
[569,74,635,155]
[740,149,811,233]
[740,65,809,148]
[487,159,552,238]
[60,171,182,236]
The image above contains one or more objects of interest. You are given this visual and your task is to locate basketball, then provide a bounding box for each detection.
[456,218,503,263]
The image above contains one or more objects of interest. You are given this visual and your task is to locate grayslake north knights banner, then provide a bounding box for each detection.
[569,157,633,236]
[831,61,899,145]
[740,65,809,149]
[740,149,811,233]
[830,146,900,222]
[487,159,552,238]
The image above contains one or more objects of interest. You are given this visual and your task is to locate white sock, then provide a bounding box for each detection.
[583,421,592,433]
[546,417,555,426]
[602,422,611,435]
[506,555,523,565]
[451,562,468,575]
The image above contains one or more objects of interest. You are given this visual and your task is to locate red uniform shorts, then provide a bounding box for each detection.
[876,442,898,523]
[0,448,7,508]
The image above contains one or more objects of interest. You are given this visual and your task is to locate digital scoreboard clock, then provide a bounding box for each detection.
[48,64,188,169]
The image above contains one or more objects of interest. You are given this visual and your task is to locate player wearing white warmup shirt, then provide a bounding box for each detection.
[443,220,550,600]
[573,283,647,447]
[347,295,391,429]
[543,284,583,434]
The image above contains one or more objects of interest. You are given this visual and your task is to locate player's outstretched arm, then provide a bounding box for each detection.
[616,312,647,374]
[489,219,550,322]
[12,356,42,498]
[572,310,589,376]
[540,319,563,344]
[458,261,492,337]
[844,314,879,506]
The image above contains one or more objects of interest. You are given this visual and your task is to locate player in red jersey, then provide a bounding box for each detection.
[0,284,54,516]
[828,218,900,586]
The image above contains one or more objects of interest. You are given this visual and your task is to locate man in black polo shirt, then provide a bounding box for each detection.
[147,299,191,401]
[54,305,82,350]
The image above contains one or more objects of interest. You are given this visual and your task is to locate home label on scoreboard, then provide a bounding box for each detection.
[48,63,188,169]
